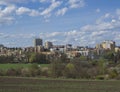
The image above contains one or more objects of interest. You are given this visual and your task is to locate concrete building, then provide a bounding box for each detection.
[101,40,115,50]
[95,44,104,55]
[95,40,115,55]
[115,46,120,52]
[34,38,43,47]
[44,41,53,49]
[34,46,44,53]
[65,44,72,52]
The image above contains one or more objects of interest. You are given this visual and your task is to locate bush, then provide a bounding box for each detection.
[21,68,31,77]
[50,60,65,78]
[0,69,5,76]
[6,68,18,76]
[96,75,105,80]
[86,67,99,79]
[41,67,49,77]
[63,63,77,78]
[108,69,118,79]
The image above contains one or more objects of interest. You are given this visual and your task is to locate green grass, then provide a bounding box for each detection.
[0,64,49,70]
[0,77,120,92]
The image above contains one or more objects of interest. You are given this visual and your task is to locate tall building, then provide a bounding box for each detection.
[34,38,43,47]
[44,41,53,49]
[101,40,115,50]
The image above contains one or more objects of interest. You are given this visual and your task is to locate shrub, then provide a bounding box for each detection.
[96,75,105,80]
[41,67,49,77]
[108,69,118,79]
[50,60,65,78]
[21,68,31,77]
[86,67,99,79]
[0,69,5,76]
[6,68,18,76]
[63,63,77,78]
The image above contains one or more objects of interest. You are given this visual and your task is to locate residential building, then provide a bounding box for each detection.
[65,44,72,52]
[115,46,120,52]
[34,46,44,53]
[34,38,43,47]
[101,40,115,50]
[44,41,53,49]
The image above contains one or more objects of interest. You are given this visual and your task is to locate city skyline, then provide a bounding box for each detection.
[0,0,120,47]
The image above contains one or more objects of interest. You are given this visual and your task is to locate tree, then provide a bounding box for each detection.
[29,53,36,63]
[63,63,77,78]
[103,51,114,61]
[50,59,65,78]
[29,53,49,64]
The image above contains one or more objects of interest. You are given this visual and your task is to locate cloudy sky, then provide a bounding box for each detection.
[0,0,120,47]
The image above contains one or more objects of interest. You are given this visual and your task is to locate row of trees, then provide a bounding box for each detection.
[0,53,51,64]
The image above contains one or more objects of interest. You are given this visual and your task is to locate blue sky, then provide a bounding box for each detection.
[0,0,120,47]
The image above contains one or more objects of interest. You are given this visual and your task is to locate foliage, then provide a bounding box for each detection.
[50,59,65,78]
[103,51,115,62]
[63,63,77,78]
[108,68,119,79]
[96,75,106,80]
[29,53,49,64]
[0,55,14,63]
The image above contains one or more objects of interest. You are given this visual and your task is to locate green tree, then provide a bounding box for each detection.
[29,53,49,64]
[50,58,65,78]
[63,63,77,78]
[29,53,36,63]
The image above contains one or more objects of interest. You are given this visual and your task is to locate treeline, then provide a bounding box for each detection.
[0,58,120,80]
[0,51,120,79]
[0,53,50,64]
[0,55,14,63]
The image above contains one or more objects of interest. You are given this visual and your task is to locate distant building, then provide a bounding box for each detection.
[44,41,53,49]
[65,44,72,52]
[34,46,44,53]
[95,40,115,55]
[101,40,115,50]
[0,44,4,48]
[34,38,43,47]
[51,45,65,53]
[115,46,120,52]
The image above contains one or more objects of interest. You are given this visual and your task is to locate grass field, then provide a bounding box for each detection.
[0,64,49,70]
[0,77,120,92]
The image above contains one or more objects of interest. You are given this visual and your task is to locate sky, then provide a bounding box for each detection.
[0,0,120,47]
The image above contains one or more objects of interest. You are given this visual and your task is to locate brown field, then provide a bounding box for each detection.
[0,77,120,92]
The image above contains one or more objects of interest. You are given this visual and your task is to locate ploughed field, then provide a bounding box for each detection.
[0,77,120,92]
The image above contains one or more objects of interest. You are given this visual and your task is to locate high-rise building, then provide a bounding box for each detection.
[44,41,53,49]
[34,38,43,47]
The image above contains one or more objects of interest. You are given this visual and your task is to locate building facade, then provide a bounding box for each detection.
[44,41,53,49]
[101,40,115,50]
[34,38,43,47]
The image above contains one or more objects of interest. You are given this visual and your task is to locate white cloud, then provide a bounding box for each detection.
[40,0,62,17]
[0,0,36,4]
[104,13,110,18]
[29,10,40,16]
[39,0,48,3]
[0,5,16,17]
[116,9,120,15]
[0,0,86,24]
[56,7,68,16]
[68,0,85,8]
[16,7,40,16]
[0,5,16,24]
[39,11,120,46]
[96,8,100,13]
[0,17,14,25]
[16,7,31,15]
